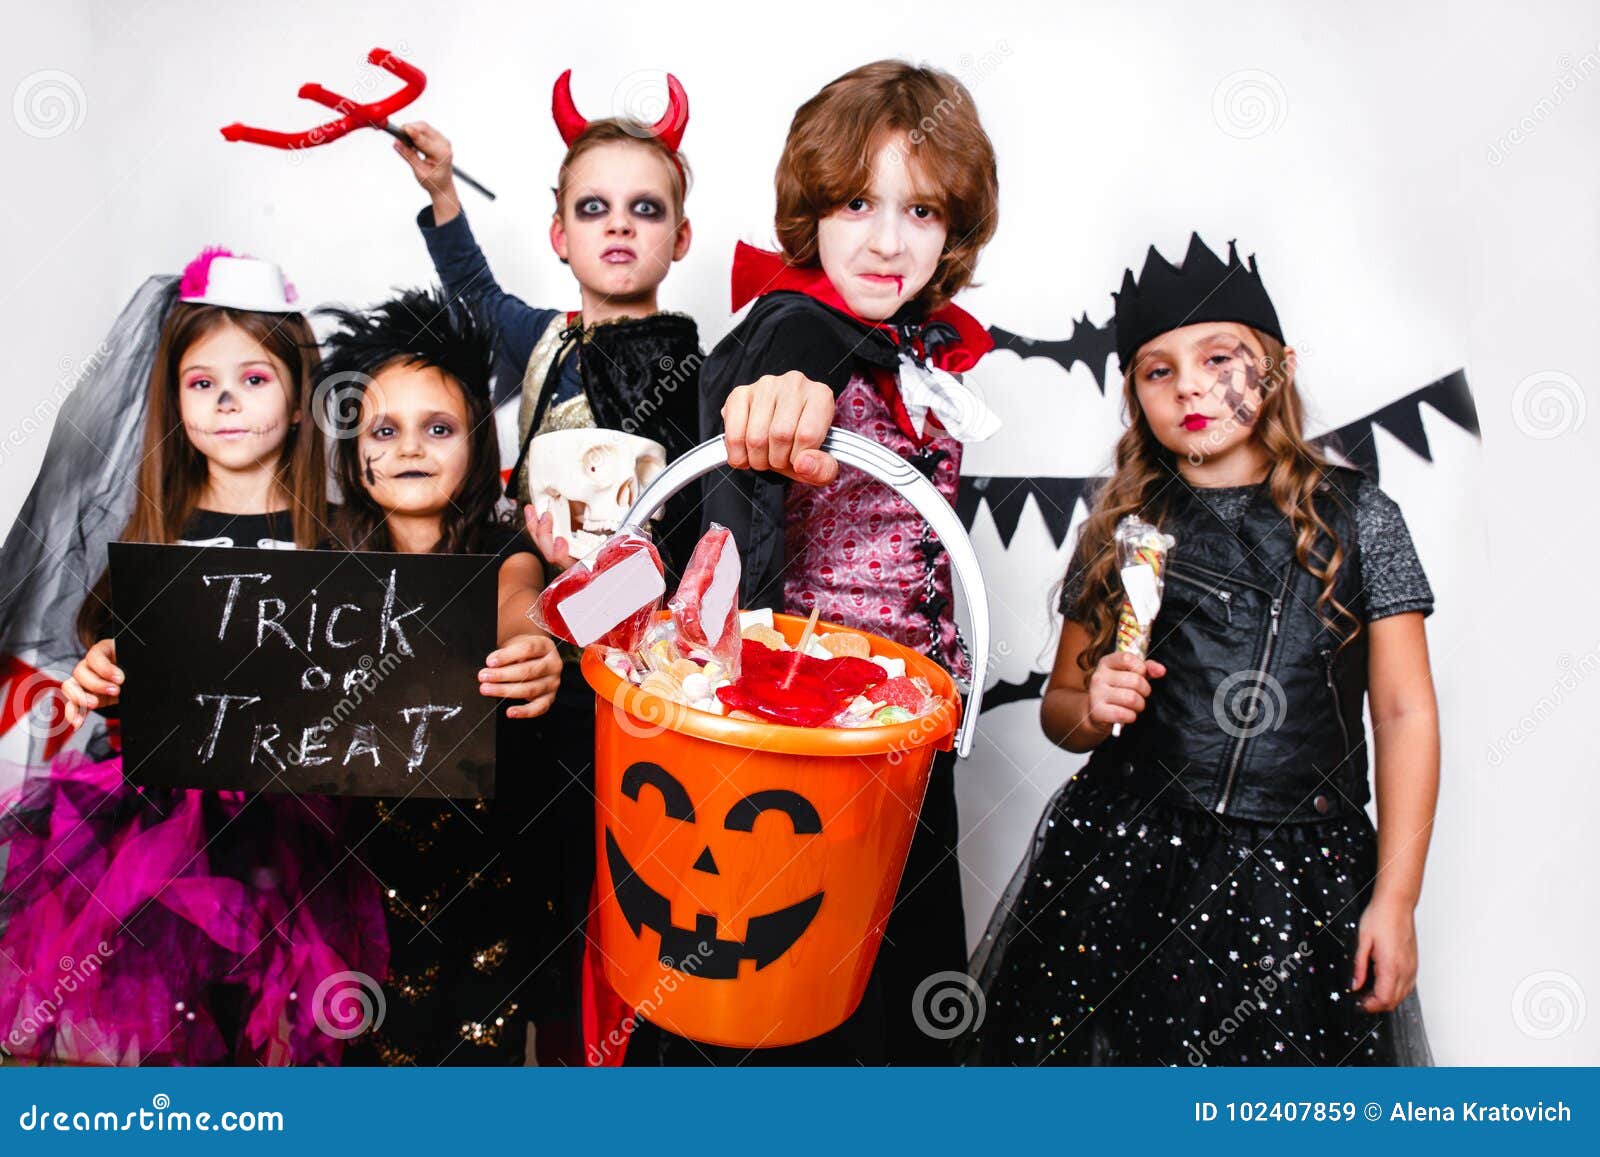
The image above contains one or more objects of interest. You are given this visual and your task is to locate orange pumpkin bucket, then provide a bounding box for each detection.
[583,614,960,1047]
[582,430,991,1047]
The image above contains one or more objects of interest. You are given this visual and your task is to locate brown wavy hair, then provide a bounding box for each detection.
[555,120,692,219]
[1068,327,1359,673]
[774,60,999,310]
[77,303,327,645]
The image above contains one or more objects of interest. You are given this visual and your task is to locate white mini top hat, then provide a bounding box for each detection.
[178,247,300,312]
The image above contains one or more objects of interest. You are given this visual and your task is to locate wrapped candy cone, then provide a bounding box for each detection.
[1109,516,1175,737]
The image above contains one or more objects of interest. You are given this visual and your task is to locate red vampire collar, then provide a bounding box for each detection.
[730,242,993,373]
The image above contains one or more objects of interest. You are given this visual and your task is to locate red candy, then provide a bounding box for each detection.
[670,523,741,665]
[716,639,886,727]
[866,676,925,712]
[533,533,665,650]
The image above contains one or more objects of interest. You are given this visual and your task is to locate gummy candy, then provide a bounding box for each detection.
[715,639,887,727]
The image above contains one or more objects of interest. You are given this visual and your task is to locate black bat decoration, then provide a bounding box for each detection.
[980,672,1049,714]
[989,315,1120,393]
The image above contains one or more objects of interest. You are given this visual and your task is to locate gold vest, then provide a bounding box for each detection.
[511,314,594,503]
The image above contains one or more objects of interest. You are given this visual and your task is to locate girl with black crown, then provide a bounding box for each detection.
[965,234,1439,1066]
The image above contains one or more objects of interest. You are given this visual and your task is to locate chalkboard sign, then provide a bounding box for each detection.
[109,544,498,798]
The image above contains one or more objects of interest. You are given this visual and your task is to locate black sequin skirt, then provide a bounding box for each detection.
[963,762,1431,1066]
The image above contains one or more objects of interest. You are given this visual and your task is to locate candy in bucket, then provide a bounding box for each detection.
[666,523,742,671]
[535,518,942,729]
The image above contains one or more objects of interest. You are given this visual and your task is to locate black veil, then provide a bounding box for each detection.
[0,276,177,713]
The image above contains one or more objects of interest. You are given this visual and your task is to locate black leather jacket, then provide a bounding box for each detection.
[1084,468,1370,823]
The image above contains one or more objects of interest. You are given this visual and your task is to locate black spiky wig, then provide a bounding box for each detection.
[319,287,495,404]
[318,288,507,554]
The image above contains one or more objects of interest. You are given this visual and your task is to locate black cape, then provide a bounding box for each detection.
[696,292,903,609]
[507,312,704,581]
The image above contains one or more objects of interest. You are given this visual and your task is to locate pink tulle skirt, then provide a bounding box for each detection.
[0,750,387,1065]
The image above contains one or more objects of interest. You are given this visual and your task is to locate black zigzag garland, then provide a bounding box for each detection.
[956,476,1096,550]
[1316,370,1478,480]
[958,370,1480,552]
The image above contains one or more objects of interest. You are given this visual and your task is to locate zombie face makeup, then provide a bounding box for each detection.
[551,140,688,309]
[355,361,473,524]
[177,321,296,473]
[1133,322,1286,471]
[816,134,947,321]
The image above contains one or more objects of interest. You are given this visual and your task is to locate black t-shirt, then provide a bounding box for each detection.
[315,518,535,561]
[177,508,298,549]
[477,522,538,564]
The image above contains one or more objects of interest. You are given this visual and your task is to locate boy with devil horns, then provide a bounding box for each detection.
[389,71,703,1064]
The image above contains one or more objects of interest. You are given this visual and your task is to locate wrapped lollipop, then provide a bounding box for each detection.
[1109,515,1175,737]
[530,530,665,652]
[668,522,743,675]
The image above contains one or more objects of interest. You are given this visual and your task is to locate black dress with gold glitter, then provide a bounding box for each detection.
[963,476,1436,1067]
[342,525,552,1067]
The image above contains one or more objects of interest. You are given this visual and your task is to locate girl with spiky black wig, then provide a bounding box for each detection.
[318,288,565,1066]
[319,287,505,556]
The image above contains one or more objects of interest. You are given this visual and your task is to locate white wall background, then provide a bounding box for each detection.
[1,0,1595,1065]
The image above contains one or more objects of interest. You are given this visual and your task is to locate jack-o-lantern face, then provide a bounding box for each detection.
[604,761,825,980]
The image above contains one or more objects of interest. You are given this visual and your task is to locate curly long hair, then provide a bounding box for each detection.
[1069,327,1360,673]
[318,289,506,555]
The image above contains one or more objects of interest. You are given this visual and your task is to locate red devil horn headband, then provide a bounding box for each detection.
[551,69,689,153]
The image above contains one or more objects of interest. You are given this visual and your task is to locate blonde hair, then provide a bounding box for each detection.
[555,119,691,219]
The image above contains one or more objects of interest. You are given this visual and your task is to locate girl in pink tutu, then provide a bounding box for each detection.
[0,248,387,1065]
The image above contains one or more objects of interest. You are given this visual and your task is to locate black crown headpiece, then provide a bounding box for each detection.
[1112,233,1283,373]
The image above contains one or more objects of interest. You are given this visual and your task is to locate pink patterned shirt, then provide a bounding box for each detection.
[783,372,969,679]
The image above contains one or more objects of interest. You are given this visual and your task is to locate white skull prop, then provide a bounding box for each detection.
[525,428,668,558]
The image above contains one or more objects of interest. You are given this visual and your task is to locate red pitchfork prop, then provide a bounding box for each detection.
[220,47,495,200]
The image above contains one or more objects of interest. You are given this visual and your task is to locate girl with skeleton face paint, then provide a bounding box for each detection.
[0,249,387,1067]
